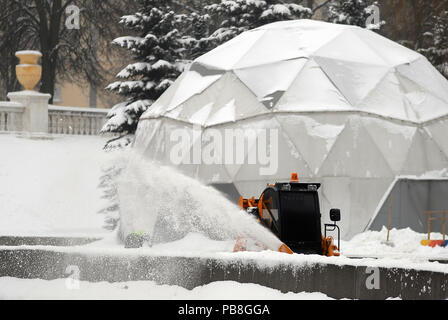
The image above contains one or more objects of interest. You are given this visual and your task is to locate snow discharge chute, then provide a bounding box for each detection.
[117,154,288,253]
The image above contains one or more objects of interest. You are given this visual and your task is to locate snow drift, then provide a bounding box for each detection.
[0,134,111,237]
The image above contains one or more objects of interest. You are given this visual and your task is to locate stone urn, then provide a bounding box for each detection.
[15,51,42,91]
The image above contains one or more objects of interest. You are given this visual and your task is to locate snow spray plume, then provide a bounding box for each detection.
[117,152,283,251]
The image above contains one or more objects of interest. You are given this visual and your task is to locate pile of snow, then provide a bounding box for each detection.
[342,227,448,260]
[92,231,237,255]
[0,134,115,237]
[0,278,332,300]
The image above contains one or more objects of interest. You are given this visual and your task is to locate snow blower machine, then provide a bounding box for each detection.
[237,173,341,257]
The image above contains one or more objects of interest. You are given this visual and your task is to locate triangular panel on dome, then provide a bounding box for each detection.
[188,103,214,126]
[199,122,256,181]
[351,28,421,67]
[196,29,267,70]
[349,178,395,237]
[275,59,353,112]
[234,58,307,107]
[210,72,270,124]
[395,67,448,122]
[140,118,173,164]
[232,29,308,69]
[400,129,448,175]
[361,117,416,174]
[135,118,165,158]
[166,70,222,112]
[358,71,416,121]
[164,105,183,120]
[276,114,345,175]
[168,72,268,126]
[163,121,203,179]
[407,92,448,122]
[232,117,313,183]
[426,119,448,159]
[314,56,390,107]
[239,21,345,68]
[313,29,388,66]
[319,118,394,178]
[397,57,448,105]
[142,71,188,119]
[206,99,236,126]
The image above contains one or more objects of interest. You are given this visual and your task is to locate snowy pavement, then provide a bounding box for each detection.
[0,278,332,300]
[0,133,114,237]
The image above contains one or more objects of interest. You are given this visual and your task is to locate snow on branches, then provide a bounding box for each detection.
[204,0,312,46]
[328,0,384,30]
[102,1,185,148]
[419,11,448,79]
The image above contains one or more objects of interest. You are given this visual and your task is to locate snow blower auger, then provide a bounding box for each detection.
[236,173,341,257]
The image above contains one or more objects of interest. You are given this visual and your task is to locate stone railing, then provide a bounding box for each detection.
[0,101,25,132]
[48,105,108,135]
[0,100,109,135]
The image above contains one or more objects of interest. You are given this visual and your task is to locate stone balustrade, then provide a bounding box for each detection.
[48,105,108,135]
[0,99,109,135]
[0,101,25,132]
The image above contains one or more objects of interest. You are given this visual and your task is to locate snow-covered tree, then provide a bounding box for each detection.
[98,165,122,231]
[102,0,188,149]
[328,0,384,30]
[419,11,448,79]
[200,0,313,51]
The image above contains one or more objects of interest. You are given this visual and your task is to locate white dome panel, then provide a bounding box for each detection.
[234,59,307,104]
[314,56,390,106]
[351,28,421,67]
[313,29,388,66]
[275,59,353,112]
[196,29,266,70]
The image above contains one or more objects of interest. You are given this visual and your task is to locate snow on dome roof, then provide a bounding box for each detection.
[142,19,448,124]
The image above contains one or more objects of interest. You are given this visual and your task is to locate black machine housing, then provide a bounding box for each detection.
[257,183,323,254]
[253,182,340,255]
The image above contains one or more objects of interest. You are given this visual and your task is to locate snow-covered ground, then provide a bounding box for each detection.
[0,133,114,237]
[1,133,447,270]
[342,227,448,260]
[90,228,448,264]
[0,132,447,300]
[0,278,332,300]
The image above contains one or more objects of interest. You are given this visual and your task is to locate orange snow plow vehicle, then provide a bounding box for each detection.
[237,173,341,257]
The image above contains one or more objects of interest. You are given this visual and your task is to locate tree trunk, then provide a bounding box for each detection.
[36,0,62,104]
[40,53,57,103]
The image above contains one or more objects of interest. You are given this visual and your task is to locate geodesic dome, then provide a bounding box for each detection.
[133,19,448,239]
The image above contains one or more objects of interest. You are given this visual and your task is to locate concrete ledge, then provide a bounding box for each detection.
[0,237,101,247]
[0,248,446,300]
